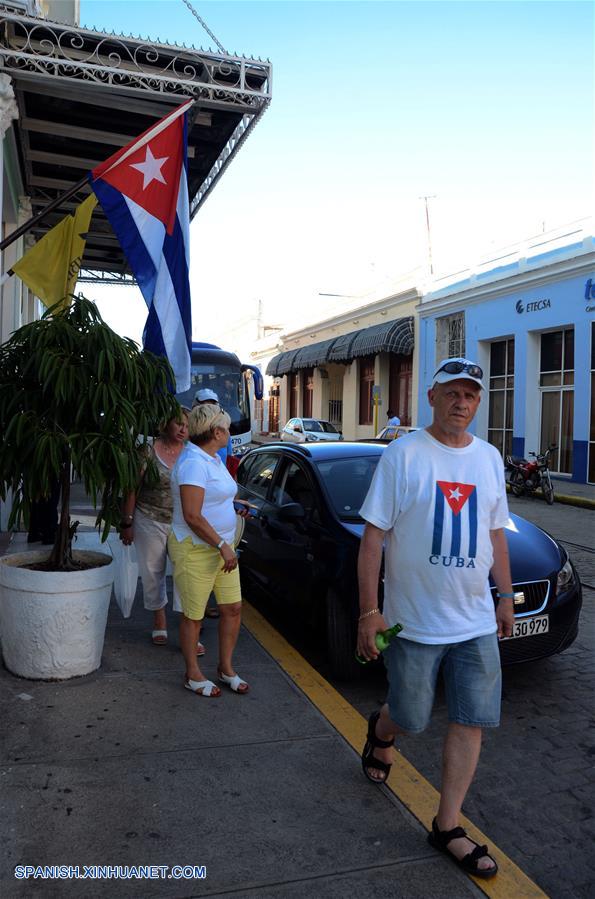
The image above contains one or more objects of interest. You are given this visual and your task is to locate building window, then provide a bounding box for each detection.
[359,356,375,425]
[436,312,465,362]
[488,339,514,458]
[589,323,595,484]
[540,328,574,474]
[302,368,314,418]
[328,369,343,429]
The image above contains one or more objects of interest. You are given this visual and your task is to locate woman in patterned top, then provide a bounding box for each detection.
[120,409,190,646]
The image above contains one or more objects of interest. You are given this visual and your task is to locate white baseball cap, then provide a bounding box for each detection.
[432,358,484,389]
[194,388,219,403]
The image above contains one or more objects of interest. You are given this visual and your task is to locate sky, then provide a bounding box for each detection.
[80,0,594,351]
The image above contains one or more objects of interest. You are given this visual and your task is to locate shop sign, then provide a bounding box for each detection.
[585,278,595,312]
[515,298,551,315]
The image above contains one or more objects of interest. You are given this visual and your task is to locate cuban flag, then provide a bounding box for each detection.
[89,99,193,392]
[432,481,478,558]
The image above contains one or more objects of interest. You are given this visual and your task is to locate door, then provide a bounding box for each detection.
[389,355,413,426]
[260,458,322,607]
[236,451,283,589]
[289,372,299,418]
[302,368,314,417]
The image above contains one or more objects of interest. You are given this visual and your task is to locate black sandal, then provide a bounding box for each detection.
[427,817,498,879]
[361,710,394,784]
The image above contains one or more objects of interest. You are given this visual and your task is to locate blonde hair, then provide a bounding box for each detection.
[158,406,189,437]
[188,403,231,445]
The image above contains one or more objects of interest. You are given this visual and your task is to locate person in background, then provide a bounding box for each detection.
[119,409,199,649]
[168,402,252,697]
[386,409,401,427]
[357,358,514,879]
[193,388,233,464]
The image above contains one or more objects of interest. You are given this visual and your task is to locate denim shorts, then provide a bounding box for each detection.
[384,633,502,734]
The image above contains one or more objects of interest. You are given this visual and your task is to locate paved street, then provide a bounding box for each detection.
[253,496,595,899]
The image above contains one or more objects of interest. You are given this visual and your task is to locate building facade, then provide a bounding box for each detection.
[260,284,421,440]
[417,224,595,483]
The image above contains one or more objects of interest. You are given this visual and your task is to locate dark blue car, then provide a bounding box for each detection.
[236,442,582,679]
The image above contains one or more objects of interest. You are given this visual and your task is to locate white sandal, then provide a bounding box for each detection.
[184,678,220,697]
[151,629,168,645]
[218,670,249,694]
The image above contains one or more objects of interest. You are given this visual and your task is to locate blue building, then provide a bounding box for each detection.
[417,224,595,484]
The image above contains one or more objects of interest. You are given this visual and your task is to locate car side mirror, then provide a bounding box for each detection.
[279,502,305,521]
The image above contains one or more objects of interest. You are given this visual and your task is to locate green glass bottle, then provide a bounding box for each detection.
[355,622,403,664]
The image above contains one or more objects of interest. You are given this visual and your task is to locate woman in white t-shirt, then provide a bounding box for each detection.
[168,403,252,697]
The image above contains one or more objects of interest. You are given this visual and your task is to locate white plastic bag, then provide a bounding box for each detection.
[113,543,139,618]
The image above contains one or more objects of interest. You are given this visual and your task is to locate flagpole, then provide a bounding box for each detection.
[2,99,194,256]
[0,175,89,254]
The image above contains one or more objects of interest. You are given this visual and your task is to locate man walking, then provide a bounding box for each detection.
[357,357,514,879]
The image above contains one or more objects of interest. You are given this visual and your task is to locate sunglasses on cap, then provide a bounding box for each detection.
[435,361,483,379]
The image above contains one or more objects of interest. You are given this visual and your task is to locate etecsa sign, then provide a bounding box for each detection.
[515,298,551,314]
[585,278,595,312]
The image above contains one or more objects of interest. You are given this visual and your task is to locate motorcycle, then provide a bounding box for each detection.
[505,445,557,505]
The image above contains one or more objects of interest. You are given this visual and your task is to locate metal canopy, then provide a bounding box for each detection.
[266,317,414,376]
[0,7,271,279]
[349,317,414,358]
[326,331,358,364]
[293,338,336,369]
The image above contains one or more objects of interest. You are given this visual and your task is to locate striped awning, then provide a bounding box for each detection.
[265,316,413,376]
[349,317,414,358]
[266,348,300,377]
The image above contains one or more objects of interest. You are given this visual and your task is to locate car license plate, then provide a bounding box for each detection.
[502,615,549,640]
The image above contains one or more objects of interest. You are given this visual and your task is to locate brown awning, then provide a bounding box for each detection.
[266,316,414,376]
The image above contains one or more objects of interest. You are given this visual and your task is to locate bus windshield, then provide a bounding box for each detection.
[177,362,250,439]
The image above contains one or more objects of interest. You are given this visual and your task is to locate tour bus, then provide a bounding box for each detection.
[176,343,264,453]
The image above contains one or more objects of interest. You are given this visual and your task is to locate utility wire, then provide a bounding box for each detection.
[180,0,227,54]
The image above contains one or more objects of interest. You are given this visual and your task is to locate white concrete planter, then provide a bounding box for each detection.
[0,549,114,680]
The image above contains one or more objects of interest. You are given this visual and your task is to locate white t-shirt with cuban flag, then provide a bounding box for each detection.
[170,443,237,546]
[360,429,510,644]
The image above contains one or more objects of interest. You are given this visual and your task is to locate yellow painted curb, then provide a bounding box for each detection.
[506,483,595,510]
[242,601,547,899]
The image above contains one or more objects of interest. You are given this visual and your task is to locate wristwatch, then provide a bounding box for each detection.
[216,539,225,550]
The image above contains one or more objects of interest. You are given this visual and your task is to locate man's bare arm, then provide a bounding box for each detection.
[490,527,514,639]
[357,522,387,660]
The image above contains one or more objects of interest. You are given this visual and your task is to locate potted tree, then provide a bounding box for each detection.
[0,297,179,679]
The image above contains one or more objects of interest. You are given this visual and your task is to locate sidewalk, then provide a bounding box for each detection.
[550,476,595,509]
[0,505,543,898]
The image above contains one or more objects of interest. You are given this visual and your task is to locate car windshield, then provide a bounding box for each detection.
[303,419,338,433]
[315,456,380,520]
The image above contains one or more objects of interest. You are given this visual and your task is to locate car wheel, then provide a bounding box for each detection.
[542,473,555,505]
[326,588,359,680]
[509,471,524,497]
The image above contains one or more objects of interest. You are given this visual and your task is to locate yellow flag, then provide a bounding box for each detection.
[12,193,97,312]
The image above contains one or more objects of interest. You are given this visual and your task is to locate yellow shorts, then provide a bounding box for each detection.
[167,534,242,621]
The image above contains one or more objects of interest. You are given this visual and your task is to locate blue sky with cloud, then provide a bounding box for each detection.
[81,0,594,344]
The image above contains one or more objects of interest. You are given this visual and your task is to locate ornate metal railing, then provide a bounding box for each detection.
[0,7,271,108]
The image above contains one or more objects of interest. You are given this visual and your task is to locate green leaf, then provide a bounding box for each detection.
[0,296,180,571]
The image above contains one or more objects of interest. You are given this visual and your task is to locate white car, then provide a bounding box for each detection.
[280,417,343,443]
